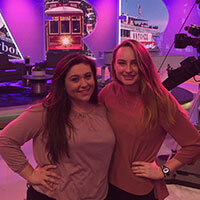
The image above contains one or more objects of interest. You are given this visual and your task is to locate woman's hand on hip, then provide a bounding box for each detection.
[27,165,61,190]
[131,161,164,180]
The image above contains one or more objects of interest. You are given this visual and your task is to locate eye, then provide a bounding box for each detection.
[70,77,80,82]
[118,60,126,65]
[85,73,92,80]
[131,60,138,65]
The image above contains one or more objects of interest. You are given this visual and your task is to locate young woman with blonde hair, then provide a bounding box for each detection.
[99,39,200,200]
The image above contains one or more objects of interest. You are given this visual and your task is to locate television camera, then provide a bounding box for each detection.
[162,0,200,91]
[174,24,200,53]
[162,24,200,91]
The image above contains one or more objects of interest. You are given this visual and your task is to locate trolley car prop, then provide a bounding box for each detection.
[45,2,84,52]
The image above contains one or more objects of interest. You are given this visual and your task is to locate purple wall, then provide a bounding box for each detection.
[84,0,119,58]
[0,0,199,63]
[0,0,119,63]
[156,0,200,57]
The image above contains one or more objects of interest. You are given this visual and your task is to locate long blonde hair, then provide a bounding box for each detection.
[111,39,181,130]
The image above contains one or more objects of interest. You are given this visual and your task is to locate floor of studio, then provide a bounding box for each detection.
[0,68,200,200]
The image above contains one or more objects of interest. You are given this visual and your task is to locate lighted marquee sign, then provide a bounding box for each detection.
[0,12,23,60]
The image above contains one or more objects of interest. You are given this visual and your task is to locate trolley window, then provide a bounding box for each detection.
[50,21,58,34]
[61,21,70,33]
[72,20,81,33]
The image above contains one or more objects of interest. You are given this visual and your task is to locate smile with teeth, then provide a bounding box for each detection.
[78,88,90,94]
[123,74,135,80]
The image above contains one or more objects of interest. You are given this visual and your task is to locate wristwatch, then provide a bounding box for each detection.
[161,165,170,177]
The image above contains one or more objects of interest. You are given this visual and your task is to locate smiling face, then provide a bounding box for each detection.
[114,46,139,89]
[65,63,95,105]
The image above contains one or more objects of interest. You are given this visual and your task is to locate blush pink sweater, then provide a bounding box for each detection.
[99,81,200,200]
[0,103,115,200]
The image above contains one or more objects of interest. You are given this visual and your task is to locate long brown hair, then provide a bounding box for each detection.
[42,53,98,163]
[111,39,180,130]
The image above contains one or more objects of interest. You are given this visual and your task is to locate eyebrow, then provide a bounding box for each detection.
[117,58,137,62]
[117,59,126,62]
[69,72,92,78]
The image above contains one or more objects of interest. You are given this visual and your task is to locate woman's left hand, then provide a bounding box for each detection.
[131,161,164,180]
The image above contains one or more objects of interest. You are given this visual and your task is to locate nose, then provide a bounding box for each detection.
[125,63,133,73]
[80,78,88,87]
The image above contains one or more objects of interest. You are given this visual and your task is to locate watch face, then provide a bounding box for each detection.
[163,167,170,173]
[162,165,170,176]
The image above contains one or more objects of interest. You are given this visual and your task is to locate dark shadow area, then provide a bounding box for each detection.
[0,85,46,107]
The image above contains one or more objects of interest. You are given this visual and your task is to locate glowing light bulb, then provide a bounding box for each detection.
[62,37,71,46]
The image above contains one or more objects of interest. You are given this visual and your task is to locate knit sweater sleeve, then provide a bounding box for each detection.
[0,104,45,173]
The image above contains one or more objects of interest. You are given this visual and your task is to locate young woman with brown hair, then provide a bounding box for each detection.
[0,53,115,200]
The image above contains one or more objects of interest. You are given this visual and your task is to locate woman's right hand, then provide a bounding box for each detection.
[26,165,61,191]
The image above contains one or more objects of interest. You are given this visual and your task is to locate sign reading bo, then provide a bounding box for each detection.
[0,12,23,60]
